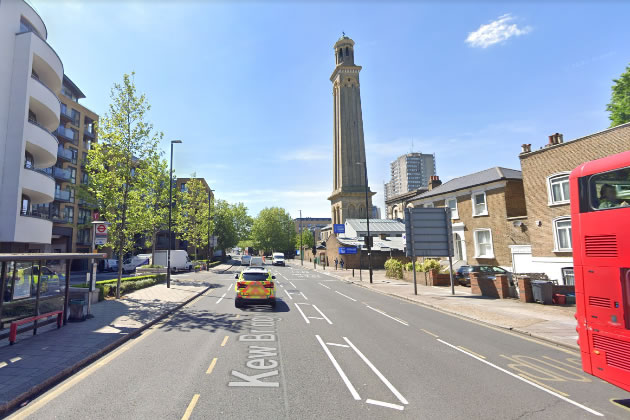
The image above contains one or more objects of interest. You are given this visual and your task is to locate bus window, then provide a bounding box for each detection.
[587,167,630,210]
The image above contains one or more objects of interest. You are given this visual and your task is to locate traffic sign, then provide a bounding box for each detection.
[333,224,345,234]
[95,224,108,236]
[94,237,107,245]
[339,247,357,254]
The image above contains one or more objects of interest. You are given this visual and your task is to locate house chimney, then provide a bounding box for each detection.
[548,135,555,146]
[557,133,563,144]
[428,175,442,191]
[520,144,531,153]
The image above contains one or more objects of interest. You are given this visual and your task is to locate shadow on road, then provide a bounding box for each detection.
[159,309,245,333]
[239,299,290,313]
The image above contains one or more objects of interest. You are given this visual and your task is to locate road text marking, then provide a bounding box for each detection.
[335,291,357,302]
[344,337,408,405]
[366,306,409,326]
[221,336,229,347]
[181,394,200,420]
[316,335,360,400]
[437,339,603,416]
[206,357,218,374]
[366,399,404,411]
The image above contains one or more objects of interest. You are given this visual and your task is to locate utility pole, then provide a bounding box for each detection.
[357,161,373,283]
[167,140,182,288]
[299,210,303,265]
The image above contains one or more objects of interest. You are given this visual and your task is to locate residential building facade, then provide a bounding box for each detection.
[409,168,529,269]
[384,152,436,202]
[517,124,630,283]
[0,0,63,251]
[294,217,331,243]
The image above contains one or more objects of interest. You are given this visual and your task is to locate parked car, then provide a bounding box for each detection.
[272,252,285,266]
[455,265,513,286]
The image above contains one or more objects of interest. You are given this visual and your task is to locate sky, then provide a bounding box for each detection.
[30,0,630,220]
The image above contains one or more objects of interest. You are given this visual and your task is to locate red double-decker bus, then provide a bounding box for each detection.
[570,150,630,392]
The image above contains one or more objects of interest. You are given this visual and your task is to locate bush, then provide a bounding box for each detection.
[420,259,442,272]
[208,261,221,268]
[403,262,413,272]
[384,258,403,279]
[74,274,166,300]
[139,264,164,269]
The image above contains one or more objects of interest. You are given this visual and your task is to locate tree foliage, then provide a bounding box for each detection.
[296,228,314,250]
[251,207,295,254]
[607,64,630,127]
[86,73,160,297]
[175,177,211,260]
[139,150,169,264]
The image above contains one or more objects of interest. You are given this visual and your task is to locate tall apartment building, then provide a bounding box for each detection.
[384,152,436,202]
[0,0,63,252]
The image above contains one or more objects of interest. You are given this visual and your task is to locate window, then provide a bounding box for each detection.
[472,191,488,216]
[562,267,575,286]
[24,152,34,169]
[69,167,77,184]
[66,186,75,203]
[21,195,31,215]
[71,109,80,126]
[553,217,572,252]
[548,173,570,205]
[78,228,91,244]
[69,147,78,164]
[474,229,494,258]
[584,166,630,211]
[64,206,74,223]
[446,198,458,219]
[345,47,349,56]
[78,209,90,225]
[82,172,89,185]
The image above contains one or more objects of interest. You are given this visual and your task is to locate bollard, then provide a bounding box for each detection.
[352,269,354,277]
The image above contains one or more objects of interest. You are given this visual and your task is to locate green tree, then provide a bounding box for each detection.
[213,199,238,253]
[251,207,295,254]
[175,177,210,260]
[607,64,630,127]
[296,229,314,250]
[139,149,169,265]
[86,73,160,298]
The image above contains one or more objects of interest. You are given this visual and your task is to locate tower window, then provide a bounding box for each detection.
[345,47,349,56]
[338,50,342,61]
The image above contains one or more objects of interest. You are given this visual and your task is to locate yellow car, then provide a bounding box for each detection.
[234,267,276,308]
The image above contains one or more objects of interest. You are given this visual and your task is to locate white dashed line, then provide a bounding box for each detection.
[335,291,356,302]
[318,283,331,289]
[366,306,408,326]
[216,292,227,304]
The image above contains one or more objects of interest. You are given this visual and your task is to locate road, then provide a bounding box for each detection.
[9,261,630,419]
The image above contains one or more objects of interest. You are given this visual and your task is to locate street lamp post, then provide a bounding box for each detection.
[167,140,182,288]
[357,161,373,283]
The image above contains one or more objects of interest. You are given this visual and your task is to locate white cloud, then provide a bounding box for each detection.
[465,14,532,48]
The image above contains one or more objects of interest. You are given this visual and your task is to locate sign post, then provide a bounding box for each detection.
[405,207,454,295]
[90,221,110,316]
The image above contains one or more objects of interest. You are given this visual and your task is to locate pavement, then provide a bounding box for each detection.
[0,264,233,416]
[4,260,629,419]
[292,261,579,350]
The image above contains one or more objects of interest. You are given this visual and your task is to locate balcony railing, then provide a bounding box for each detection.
[57,146,73,162]
[55,127,78,145]
[21,208,51,220]
[84,127,95,138]
[40,166,71,181]
[54,189,72,202]
[30,75,61,109]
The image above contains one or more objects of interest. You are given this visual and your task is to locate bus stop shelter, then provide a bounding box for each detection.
[0,253,106,342]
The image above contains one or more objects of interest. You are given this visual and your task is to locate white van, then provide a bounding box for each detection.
[250,256,264,266]
[154,250,193,273]
[241,255,251,266]
[122,255,150,274]
[272,252,285,266]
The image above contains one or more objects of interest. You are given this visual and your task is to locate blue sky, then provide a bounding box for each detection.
[31,0,630,219]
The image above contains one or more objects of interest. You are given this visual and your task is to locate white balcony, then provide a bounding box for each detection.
[29,32,63,93]
[15,213,52,244]
[28,75,60,132]
[21,166,54,204]
[24,119,58,168]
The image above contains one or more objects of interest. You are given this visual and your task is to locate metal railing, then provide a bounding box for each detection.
[57,147,73,162]
[55,127,78,145]
[54,189,71,202]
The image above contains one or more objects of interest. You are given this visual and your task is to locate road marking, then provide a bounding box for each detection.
[458,346,486,359]
[420,329,439,338]
[312,305,333,324]
[335,291,357,302]
[343,337,408,405]
[366,306,409,326]
[181,394,200,420]
[300,292,308,300]
[610,398,630,412]
[0,362,6,369]
[228,283,233,289]
[437,339,603,416]
[206,357,218,374]
[319,283,331,289]
[518,374,569,397]
[295,303,310,324]
[366,399,404,411]
[283,288,293,300]
[221,336,229,347]
[315,335,361,400]
[9,357,21,363]
[235,314,240,319]
[542,356,586,373]
[326,342,350,348]
[290,281,297,288]
[216,292,227,304]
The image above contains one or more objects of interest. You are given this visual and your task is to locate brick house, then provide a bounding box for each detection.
[409,168,529,269]
[517,122,630,284]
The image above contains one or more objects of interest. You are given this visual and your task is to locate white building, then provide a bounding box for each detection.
[0,0,63,251]
[384,152,436,203]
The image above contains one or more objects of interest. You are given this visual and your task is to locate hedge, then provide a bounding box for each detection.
[384,258,403,279]
[74,274,166,300]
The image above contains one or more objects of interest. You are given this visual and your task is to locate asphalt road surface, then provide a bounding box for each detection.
[9,262,630,419]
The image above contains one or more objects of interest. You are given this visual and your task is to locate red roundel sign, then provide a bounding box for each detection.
[96,224,107,234]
